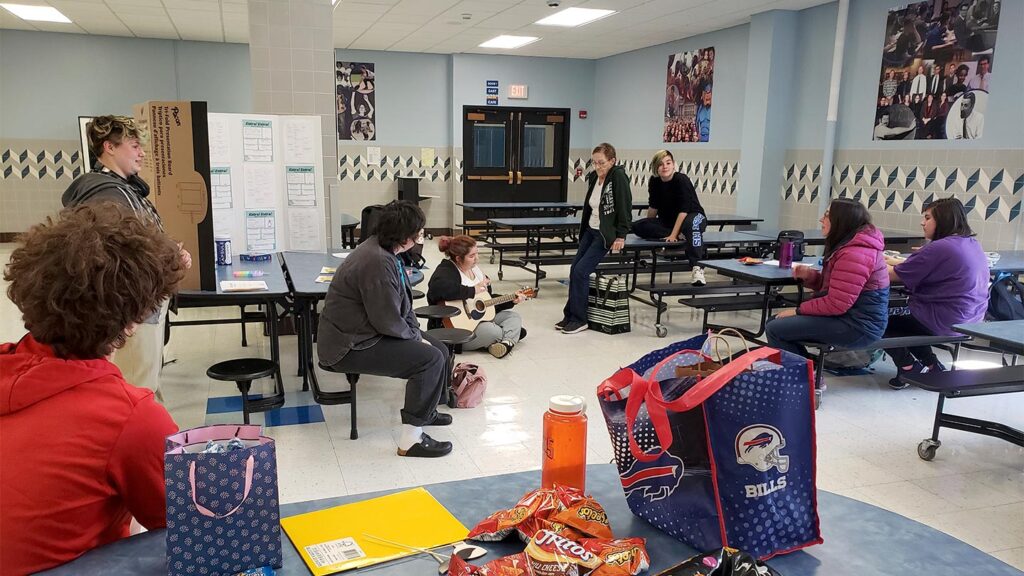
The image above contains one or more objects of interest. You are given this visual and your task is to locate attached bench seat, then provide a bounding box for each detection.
[800,334,972,409]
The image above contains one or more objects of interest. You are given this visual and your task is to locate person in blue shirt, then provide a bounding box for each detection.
[696,83,712,142]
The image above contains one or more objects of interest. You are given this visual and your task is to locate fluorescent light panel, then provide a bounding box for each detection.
[479,35,539,49]
[535,7,614,27]
[1,3,71,23]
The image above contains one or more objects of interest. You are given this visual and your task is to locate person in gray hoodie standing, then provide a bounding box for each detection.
[318,201,452,458]
[62,115,191,400]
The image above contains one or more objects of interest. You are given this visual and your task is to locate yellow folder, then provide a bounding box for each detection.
[280,487,469,575]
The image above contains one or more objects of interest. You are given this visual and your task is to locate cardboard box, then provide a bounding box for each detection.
[134,101,215,291]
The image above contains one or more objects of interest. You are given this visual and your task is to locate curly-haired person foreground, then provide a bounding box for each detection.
[0,204,185,574]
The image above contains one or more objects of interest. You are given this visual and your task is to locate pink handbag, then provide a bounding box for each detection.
[451,362,487,408]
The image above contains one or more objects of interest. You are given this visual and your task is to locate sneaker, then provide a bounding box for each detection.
[888,361,925,390]
[927,361,946,372]
[555,319,569,331]
[562,320,589,334]
[488,340,513,359]
[691,267,706,287]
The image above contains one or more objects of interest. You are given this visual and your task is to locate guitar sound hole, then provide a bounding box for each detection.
[475,302,486,312]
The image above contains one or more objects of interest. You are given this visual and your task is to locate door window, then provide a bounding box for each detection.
[521,124,555,168]
[473,124,506,168]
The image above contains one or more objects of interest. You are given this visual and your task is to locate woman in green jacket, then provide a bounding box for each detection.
[557,142,633,334]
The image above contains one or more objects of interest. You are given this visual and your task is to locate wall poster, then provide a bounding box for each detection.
[336,61,376,141]
[664,47,715,143]
[873,0,1000,140]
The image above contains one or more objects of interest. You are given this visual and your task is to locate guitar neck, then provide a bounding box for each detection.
[481,293,516,308]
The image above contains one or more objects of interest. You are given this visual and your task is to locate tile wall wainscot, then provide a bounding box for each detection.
[611,148,740,215]
[335,144,455,232]
[782,149,1024,251]
[1,139,83,238]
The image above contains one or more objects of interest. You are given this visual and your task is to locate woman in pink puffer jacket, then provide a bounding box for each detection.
[766,199,890,357]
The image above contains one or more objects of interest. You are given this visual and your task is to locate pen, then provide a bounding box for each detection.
[232,270,265,277]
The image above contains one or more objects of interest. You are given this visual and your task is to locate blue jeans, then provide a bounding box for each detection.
[563,227,610,323]
[765,314,878,358]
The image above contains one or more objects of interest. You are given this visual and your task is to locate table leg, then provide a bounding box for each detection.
[267,299,284,394]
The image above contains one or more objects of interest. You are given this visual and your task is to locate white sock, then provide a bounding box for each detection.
[398,425,423,451]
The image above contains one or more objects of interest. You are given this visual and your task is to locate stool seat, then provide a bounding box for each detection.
[411,289,426,300]
[427,327,474,345]
[415,305,462,319]
[207,358,277,382]
[206,358,282,424]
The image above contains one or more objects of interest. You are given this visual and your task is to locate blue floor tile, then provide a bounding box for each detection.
[207,394,264,414]
[264,405,325,427]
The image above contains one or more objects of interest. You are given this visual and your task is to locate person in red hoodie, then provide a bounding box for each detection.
[766,198,890,358]
[1,203,185,574]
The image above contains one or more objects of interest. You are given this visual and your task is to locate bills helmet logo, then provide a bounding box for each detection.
[735,424,789,473]
[620,451,684,502]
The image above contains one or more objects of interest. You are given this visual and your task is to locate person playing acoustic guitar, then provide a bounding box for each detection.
[427,235,528,359]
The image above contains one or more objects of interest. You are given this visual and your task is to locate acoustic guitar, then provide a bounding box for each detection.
[444,288,537,331]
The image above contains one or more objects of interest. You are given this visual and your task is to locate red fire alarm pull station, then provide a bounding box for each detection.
[579,110,588,119]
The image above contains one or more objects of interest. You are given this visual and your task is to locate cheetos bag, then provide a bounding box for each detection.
[597,339,822,560]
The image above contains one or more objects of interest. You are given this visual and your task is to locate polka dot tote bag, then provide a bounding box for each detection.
[164,424,282,576]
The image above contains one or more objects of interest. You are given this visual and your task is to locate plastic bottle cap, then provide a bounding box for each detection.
[549,395,585,414]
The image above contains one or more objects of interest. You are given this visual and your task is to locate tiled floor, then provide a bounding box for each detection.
[1,240,1022,570]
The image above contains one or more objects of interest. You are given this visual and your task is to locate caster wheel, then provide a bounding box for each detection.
[814,389,822,410]
[656,325,668,338]
[917,439,940,461]
[426,233,433,240]
[490,256,495,264]
[498,272,504,280]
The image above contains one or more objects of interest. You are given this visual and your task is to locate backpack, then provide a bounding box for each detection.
[988,273,1024,321]
[450,362,487,408]
[823,349,884,375]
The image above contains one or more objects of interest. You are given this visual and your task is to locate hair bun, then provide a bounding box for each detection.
[437,236,451,252]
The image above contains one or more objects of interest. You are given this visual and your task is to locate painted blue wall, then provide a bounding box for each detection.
[835,0,1024,149]
[450,53,595,149]
[591,24,750,150]
[334,49,451,147]
[789,2,840,150]
[0,30,250,141]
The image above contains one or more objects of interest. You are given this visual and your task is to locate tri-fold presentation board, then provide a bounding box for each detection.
[207,113,327,255]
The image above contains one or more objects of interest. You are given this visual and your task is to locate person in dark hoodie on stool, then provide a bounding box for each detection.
[318,201,453,458]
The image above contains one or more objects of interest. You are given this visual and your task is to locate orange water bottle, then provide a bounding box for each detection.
[541,395,588,491]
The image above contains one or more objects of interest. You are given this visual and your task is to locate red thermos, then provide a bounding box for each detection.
[541,395,588,491]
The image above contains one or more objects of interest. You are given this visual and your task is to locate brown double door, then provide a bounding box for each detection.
[462,106,570,206]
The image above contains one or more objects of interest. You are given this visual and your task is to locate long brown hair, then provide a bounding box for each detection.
[824,198,873,256]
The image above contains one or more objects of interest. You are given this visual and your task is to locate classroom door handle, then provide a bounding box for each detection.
[517,171,523,184]
[508,171,514,184]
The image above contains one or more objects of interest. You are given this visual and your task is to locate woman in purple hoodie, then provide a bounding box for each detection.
[884,198,989,389]
[766,199,890,357]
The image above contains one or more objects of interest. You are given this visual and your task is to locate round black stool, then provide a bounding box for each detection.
[411,289,426,300]
[206,358,284,424]
[414,304,460,320]
[425,327,474,408]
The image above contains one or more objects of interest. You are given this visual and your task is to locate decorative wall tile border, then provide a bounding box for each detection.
[781,161,1022,223]
[1,148,83,180]
[610,156,739,196]
[337,154,457,182]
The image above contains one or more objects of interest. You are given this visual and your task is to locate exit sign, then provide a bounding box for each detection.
[508,84,528,99]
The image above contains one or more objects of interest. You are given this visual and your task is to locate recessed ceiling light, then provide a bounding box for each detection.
[479,35,539,50]
[1,3,71,23]
[535,7,614,27]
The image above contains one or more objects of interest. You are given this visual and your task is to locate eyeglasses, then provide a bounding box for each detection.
[592,159,612,167]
